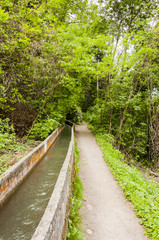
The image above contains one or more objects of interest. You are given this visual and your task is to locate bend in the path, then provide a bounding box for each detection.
[75,124,148,240]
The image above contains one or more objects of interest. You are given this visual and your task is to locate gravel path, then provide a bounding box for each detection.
[75,124,148,240]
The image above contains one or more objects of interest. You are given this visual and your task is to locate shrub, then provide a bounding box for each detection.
[0,118,16,153]
[29,118,60,140]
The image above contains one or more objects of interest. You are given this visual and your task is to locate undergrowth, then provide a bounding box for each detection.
[67,140,84,240]
[0,139,40,175]
[0,118,42,175]
[93,129,159,240]
[0,118,41,174]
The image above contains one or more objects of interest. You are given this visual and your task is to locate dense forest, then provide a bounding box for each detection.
[0,0,159,169]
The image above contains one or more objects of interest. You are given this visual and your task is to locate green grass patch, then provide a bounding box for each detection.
[95,131,159,240]
[0,139,41,175]
[0,118,41,175]
[67,140,84,240]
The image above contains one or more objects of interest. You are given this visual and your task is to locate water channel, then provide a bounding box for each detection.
[0,125,71,240]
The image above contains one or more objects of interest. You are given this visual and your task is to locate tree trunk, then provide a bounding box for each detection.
[109,107,113,134]
[147,78,154,163]
[115,89,134,146]
[153,109,159,167]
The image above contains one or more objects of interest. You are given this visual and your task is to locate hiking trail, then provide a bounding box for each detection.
[75,124,148,240]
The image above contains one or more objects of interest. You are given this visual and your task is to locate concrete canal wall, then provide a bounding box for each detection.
[31,126,75,240]
[0,125,64,206]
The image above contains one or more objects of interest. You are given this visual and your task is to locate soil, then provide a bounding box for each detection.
[75,123,149,240]
[140,167,159,183]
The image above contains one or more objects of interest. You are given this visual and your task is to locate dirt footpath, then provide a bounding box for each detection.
[75,124,148,240]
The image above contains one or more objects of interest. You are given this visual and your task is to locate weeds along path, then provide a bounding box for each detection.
[75,124,148,240]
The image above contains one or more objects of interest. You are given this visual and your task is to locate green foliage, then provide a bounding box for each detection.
[84,23,159,165]
[84,104,106,132]
[0,0,159,170]
[29,118,60,140]
[95,131,159,240]
[67,140,84,240]
[67,107,83,124]
[0,118,40,174]
[0,118,15,152]
[99,0,158,36]
[0,0,88,136]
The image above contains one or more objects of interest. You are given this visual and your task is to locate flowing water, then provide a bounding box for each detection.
[0,125,71,240]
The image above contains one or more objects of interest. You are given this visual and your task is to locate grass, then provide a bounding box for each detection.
[0,139,41,175]
[94,131,159,240]
[67,140,84,240]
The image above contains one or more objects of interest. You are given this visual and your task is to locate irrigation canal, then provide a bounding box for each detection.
[0,125,71,240]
